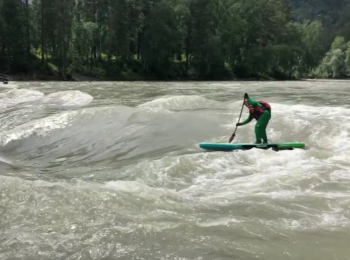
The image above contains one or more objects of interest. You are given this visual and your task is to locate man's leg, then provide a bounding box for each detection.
[255,111,271,143]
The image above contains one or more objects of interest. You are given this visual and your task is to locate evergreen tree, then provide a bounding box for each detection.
[1,0,350,80]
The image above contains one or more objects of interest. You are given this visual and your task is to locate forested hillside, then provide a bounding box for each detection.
[1,0,350,81]
[289,0,350,38]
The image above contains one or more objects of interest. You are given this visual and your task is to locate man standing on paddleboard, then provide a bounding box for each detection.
[236,93,271,144]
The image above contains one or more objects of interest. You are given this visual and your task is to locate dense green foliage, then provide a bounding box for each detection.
[1,0,350,80]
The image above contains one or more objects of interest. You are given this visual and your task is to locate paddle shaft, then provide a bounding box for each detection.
[229,96,245,142]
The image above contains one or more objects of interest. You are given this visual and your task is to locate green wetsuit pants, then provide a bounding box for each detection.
[255,110,271,143]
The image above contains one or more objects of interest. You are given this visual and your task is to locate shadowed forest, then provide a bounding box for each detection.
[1,0,350,81]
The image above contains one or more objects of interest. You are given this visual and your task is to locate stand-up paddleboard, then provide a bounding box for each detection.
[199,142,305,151]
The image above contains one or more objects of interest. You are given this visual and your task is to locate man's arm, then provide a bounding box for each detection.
[238,114,253,126]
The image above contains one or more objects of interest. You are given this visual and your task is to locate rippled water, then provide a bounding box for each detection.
[1,80,350,260]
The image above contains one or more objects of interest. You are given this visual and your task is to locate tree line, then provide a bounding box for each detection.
[1,0,350,81]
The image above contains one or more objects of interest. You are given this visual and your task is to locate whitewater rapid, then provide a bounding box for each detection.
[0,80,349,260]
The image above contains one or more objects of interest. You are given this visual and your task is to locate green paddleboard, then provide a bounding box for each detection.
[199,142,305,151]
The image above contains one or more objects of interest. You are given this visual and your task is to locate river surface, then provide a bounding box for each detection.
[0,80,350,260]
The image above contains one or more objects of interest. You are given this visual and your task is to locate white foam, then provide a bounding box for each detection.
[0,111,78,145]
[0,155,13,165]
[138,95,221,111]
[330,170,350,181]
[43,90,93,108]
[0,105,135,146]
[0,89,44,110]
[132,106,174,117]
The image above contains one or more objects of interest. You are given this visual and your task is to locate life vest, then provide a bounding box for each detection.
[248,100,271,120]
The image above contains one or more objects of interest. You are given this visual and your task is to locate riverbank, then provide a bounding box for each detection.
[1,70,300,82]
[2,72,327,82]
[0,55,295,82]
[0,58,335,82]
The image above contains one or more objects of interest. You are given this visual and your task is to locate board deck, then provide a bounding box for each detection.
[199,142,305,151]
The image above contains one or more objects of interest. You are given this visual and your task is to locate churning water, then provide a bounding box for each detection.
[0,80,350,260]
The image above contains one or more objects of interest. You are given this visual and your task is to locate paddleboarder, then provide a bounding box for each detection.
[236,93,271,144]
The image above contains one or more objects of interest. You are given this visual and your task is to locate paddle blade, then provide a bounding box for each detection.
[229,133,235,143]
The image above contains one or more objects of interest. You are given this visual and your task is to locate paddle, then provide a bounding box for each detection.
[229,94,245,143]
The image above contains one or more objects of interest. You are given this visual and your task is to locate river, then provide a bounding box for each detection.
[0,80,349,260]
